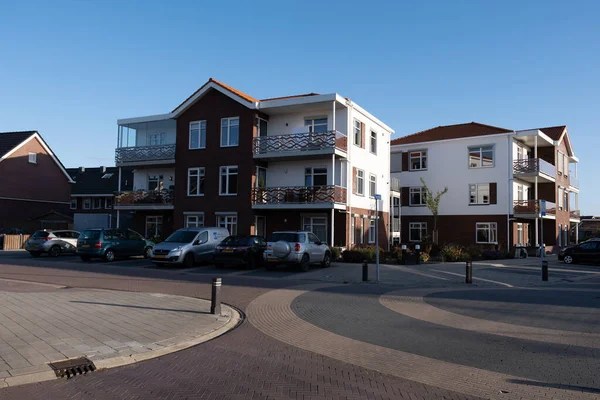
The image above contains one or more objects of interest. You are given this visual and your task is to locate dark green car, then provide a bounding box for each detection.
[76,228,154,262]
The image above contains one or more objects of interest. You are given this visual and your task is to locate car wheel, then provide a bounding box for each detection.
[80,256,91,262]
[321,251,331,268]
[298,254,310,272]
[143,247,152,259]
[563,255,573,264]
[104,249,115,262]
[183,253,195,268]
[29,251,41,258]
[49,246,61,258]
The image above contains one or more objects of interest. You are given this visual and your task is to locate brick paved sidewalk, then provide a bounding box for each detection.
[0,279,236,388]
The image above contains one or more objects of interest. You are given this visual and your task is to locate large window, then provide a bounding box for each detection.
[221,117,239,147]
[369,174,377,198]
[469,183,490,205]
[148,133,165,146]
[368,219,376,243]
[185,214,204,228]
[305,167,327,187]
[409,222,427,242]
[189,121,206,149]
[469,146,494,168]
[217,214,237,235]
[410,150,427,170]
[220,166,238,195]
[370,131,377,154]
[356,169,365,196]
[476,222,497,244]
[304,118,328,133]
[353,119,362,146]
[302,216,327,243]
[409,187,426,206]
[146,216,163,238]
[188,168,205,196]
[517,223,524,245]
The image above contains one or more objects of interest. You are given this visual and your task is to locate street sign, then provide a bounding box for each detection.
[540,200,547,216]
[374,194,382,200]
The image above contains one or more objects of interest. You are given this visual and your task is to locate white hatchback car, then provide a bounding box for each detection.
[263,231,331,272]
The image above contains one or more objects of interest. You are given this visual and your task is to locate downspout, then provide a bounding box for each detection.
[331,100,336,247]
[507,134,513,253]
[346,98,352,249]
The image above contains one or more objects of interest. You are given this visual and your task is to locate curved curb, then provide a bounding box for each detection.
[1,303,241,389]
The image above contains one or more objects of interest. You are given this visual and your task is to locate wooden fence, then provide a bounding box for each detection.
[0,234,30,250]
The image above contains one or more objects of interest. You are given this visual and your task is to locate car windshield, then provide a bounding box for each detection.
[269,233,301,242]
[220,236,252,246]
[80,230,101,240]
[32,231,50,238]
[164,230,199,243]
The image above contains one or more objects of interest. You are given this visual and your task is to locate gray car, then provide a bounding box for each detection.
[151,227,230,267]
[25,230,80,257]
[263,231,331,272]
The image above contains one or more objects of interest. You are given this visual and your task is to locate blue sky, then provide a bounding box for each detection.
[0,1,598,213]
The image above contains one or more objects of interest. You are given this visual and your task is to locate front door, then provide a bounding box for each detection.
[255,216,266,237]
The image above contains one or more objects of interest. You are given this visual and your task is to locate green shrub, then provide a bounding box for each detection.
[419,251,430,263]
[330,247,341,261]
[465,245,483,260]
[441,244,469,262]
[342,245,385,263]
[341,250,363,263]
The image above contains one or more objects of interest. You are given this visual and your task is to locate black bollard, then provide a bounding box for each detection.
[362,260,369,282]
[466,261,473,284]
[211,277,222,315]
[542,261,548,281]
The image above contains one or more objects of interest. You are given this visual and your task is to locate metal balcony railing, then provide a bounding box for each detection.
[513,158,555,178]
[115,144,176,165]
[513,199,557,215]
[116,189,174,206]
[251,185,346,205]
[253,131,347,155]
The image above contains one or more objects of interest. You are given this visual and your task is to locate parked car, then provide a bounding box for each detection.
[263,231,331,272]
[25,230,80,257]
[214,235,266,269]
[151,227,229,267]
[76,228,154,261]
[559,241,600,264]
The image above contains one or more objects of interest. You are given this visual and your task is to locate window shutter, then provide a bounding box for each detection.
[352,167,357,194]
[360,122,366,148]
[401,187,410,206]
[402,152,409,171]
[489,182,497,204]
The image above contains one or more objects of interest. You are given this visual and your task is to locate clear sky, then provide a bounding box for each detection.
[1,1,598,213]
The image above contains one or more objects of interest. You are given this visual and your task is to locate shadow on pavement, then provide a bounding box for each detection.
[70,300,212,315]
[507,378,600,394]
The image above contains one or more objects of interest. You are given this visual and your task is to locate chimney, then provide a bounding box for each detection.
[79,166,85,172]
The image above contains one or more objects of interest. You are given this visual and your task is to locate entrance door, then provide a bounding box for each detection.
[255,216,266,238]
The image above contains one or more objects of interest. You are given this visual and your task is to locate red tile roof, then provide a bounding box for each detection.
[208,78,258,103]
[537,125,566,141]
[391,122,513,146]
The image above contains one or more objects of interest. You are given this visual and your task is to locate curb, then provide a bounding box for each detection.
[0,304,241,389]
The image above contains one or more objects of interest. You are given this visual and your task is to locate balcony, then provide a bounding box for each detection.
[251,185,347,209]
[253,131,347,160]
[513,199,556,219]
[115,144,176,167]
[569,176,580,189]
[513,158,555,183]
[570,210,581,220]
[114,189,174,210]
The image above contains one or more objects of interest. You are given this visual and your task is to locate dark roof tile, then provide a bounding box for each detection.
[391,122,513,145]
[67,167,134,195]
[0,131,37,158]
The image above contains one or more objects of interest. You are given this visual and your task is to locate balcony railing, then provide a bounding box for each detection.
[513,158,555,178]
[115,144,176,165]
[251,185,346,205]
[569,176,579,188]
[253,131,347,156]
[391,177,400,192]
[116,189,174,206]
[570,210,581,219]
[513,199,557,215]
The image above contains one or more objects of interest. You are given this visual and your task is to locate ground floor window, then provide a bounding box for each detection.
[368,219,376,243]
[217,214,237,235]
[302,216,327,243]
[409,222,427,242]
[350,217,355,245]
[185,213,204,228]
[146,216,163,238]
[476,222,497,244]
[254,216,266,237]
[517,223,524,245]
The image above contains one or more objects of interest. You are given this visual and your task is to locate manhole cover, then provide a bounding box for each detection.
[48,357,96,378]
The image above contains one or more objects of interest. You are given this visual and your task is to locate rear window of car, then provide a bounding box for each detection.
[32,231,50,238]
[269,233,301,243]
[80,230,101,240]
[220,236,252,246]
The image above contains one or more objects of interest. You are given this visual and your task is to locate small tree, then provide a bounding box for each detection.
[420,177,448,244]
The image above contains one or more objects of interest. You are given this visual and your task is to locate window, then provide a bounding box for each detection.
[563,153,568,177]
[410,187,427,206]
[516,145,524,160]
[304,118,328,133]
[469,146,494,168]
[517,223,524,245]
[356,169,365,196]
[148,175,161,191]
[517,185,524,201]
[146,216,163,238]
[28,152,37,164]
[105,198,113,209]
[258,118,268,137]
[353,119,362,146]
[302,216,327,242]
[558,224,562,247]
[369,174,377,198]
[469,183,490,205]
[368,219,376,243]
[370,131,377,154]
[392,197,400,217]
[70,199,77,210]
[221,117,239,147]
[185,214,204,228]
[189,120,207,149]
[256,167,267,188]
[83,198,91,210]
[409,222,427,242]
[410,150,427,170]
[101,173,113,179]
[188,167,205,196]
[219,166,238,195]
[476,222,497,244]
[148,133,165,146]
[564,190,569,211]
[350,218,355,245]
[558,187,564,210]
[217,214,237,235]
[557,151,564,174]
[305,167,327,187]
[92,198,102,209]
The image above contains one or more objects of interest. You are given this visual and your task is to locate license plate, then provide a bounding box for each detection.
[267,257,278,262]
[223,249,234,253]
[155,255,166,259]
[82,244,90,248]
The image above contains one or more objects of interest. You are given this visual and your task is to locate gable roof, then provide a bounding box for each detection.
[538,125,566,141]
[67,166,134,195]
[260,93,320,102]
[0,131,37,158]
[391,122,513,146]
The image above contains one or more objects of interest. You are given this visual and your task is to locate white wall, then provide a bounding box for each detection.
[512,140,531,160]
[132,168,176,191]
[391,134,512,216]
[513,180,531,201]
[266,160,333,187]
[265,107,348,137]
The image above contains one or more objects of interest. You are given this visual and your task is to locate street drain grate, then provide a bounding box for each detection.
[48,357,96,378]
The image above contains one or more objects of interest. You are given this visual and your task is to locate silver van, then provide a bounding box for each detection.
[150,227,229,267]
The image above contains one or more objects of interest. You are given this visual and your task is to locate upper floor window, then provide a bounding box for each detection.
[148,175,161,191]
[148,133,165,146]
[356,169,365,196]
[370,131,377,154]
[220,166,238,195]
[353,119,362,146]
[369,174,377,198]
[305,118,327,133]
[557,151,564,175]
[469,183,490,205]
[410,150,427,170]
[410,187,427,206]
[188,167,205,196]
[305,167,327,187]
[558,187,564,210]
[189,121,206,149]
[28,152,37,164]
[469,146,494,168]
[258,118,268,137]
[221,117,239,147]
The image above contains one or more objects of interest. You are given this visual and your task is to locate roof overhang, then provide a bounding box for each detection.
[117,114,173,125]
[556,128,576,158]
[514,129,554,147]
[171,81,256,118]
[391,131,512,151]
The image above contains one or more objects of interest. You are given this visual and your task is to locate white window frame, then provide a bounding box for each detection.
[148,175,160,191]
[28,152,37,164]
[356,169,365,196]
[92,198,102,210]
[370,131,377,154]
[302,215,328,243]
[304,118,328,133]
[517,223,524,245]
[83,198,91,210]
[105,198,113,209]
[409,150,427,171]
[353,119,362,146]
[185,213,205,228]
[409,187,427,206]
[476,222,498,244]
[558,187,564,210]
[409,222,427,242]
[517,184,524,201]
[219,166,238,196]
[563,153,568,177]
[468,145,495,168]
[469,183,490,205]
[146,216,163,238]
[557,151,564,175]
[187,167,205,196]
[368,219,376,243]
[70,199,77,210]
[369,173,376,198]
[147,132,165,146]
[221,117,239,147]
[305,167,328,187]
[217,214,237,235]
[350,217,355,245]
[189,120,207,150]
